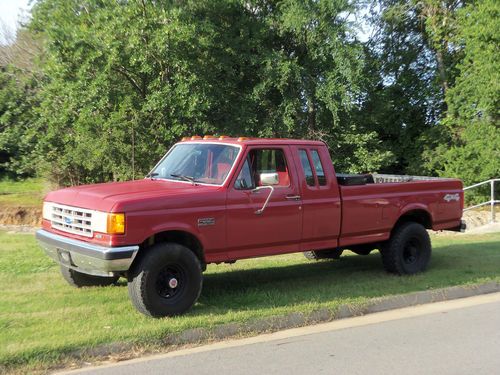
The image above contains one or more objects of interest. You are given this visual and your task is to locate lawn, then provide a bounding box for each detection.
[1,231,499,373]
[0,179,49,207]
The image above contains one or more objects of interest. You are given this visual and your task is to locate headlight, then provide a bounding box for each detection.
[93,212,126,234]
[42,202,54,220]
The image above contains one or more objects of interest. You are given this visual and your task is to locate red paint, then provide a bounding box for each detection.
[43,138,464,263]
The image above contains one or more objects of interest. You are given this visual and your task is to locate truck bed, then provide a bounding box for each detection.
[337,175,463,247]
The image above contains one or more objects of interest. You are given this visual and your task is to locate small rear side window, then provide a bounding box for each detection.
[310,150,327,186]
[299,150,315,186]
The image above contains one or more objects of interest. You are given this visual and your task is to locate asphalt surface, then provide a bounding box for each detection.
[65,293,500,375]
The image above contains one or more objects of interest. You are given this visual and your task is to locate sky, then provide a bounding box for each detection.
[0,0,32,43]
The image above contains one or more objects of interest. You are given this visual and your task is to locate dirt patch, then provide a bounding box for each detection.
[0,207,41,226]
[463,209,499,229]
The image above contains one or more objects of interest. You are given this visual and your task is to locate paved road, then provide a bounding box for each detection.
[65,293,500,375]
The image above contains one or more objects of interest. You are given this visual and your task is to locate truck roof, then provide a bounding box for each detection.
[179,136,326,146]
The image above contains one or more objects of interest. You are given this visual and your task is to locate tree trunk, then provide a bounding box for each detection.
[307,96,316,133]
[435,49,449,94]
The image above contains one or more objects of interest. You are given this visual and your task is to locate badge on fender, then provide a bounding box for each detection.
[198,218,215,226]
[443,193,459,202]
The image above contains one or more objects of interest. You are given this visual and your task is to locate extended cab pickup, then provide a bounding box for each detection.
[37,138,465,317]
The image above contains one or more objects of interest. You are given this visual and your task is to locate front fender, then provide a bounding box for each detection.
[142,222,206,248]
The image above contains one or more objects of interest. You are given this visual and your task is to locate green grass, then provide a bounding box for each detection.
[1,231,500,372]
[0,179,48,207]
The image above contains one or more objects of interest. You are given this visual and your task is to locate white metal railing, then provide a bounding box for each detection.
[463,179,500,223]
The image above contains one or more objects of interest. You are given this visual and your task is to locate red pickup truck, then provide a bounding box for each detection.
[37,137,465,317]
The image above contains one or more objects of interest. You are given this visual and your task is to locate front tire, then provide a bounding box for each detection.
[127,243,203,317]
[380,222,431,275]
[60,266,119,287]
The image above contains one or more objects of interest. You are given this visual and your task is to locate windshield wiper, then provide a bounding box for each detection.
[146,172,159,180]
[170,174,199,185]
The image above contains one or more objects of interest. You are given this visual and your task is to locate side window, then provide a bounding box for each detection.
[235,148,291,188]
[235,158,254,190]
[299,150,315,186]
[310,150,327,186]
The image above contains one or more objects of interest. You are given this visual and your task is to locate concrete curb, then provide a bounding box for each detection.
[75,281,500,360]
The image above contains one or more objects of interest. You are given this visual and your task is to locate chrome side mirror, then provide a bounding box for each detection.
[259,172,279,186]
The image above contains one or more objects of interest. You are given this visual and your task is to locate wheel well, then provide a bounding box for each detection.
[138,230,206,270]
[394,210,432,230]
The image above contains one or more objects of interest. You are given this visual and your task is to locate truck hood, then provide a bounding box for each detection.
[44,179,222,212]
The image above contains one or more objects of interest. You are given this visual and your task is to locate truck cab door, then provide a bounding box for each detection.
[292,147,341,250]
[225,146,303,259]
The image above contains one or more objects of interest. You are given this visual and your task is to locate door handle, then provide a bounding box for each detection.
[285,195,301,201]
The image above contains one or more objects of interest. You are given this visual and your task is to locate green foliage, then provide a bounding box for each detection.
[356,1,445,174]
[425,0,500,193]
[0,0,498,187]
[0,67,40,177]
[251,0,393,171]
[446,0,499,123]
[17,0,392,184]
[429,121,500,185]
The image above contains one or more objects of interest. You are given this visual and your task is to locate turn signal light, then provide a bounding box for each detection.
[107,213,125,234]
[237,137,249,141]
[203,135,216,139]
[181,137,190,141]
[191,135,202,140]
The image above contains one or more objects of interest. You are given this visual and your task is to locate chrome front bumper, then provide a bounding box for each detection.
[36,229,139,277]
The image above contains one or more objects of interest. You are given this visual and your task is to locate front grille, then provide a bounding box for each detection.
[51,204,93,237]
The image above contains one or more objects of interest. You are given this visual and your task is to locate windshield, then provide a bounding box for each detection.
[151,143,240,185]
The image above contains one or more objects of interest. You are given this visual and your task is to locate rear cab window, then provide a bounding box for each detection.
[298,148,329,187]
[299,149,315,186]
[310,149,327,186]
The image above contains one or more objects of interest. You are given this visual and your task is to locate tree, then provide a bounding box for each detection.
[0,28,42,178]
[0,67,39,177]
[5,0,496,185]
[30,0,257,183]
[249,0,393,172]
[427,0,499,189]
[24,0,391,184]
[356,1,445,174]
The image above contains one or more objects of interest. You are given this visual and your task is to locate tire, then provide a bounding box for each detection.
[127,242,203,317]
[303,248,343,261]
[380,222,431,275]
[60,266,119,287]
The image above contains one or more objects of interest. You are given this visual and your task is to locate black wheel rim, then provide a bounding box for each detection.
[403,238,420,265]
[155,264,186,300]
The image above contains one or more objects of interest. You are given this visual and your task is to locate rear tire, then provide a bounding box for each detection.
[380,222,431,275]
[127,242,203,317]
[60,266,119,287]
[303,248,343,261]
